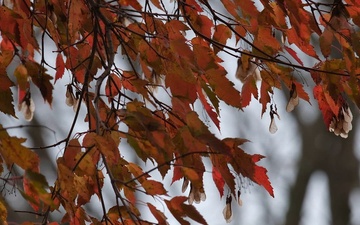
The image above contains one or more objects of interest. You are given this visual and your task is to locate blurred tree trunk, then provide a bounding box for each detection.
[285,113,359,225]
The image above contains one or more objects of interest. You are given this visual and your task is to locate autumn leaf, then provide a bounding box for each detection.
[165,196,207,225]
[0,198,7,224]
[142,180,167,196]
[251,154,274,197]
[147,203,168,225]
[213,24,232,54]
[212,166,225,197]
[223,138,274,197]
[0,128,39,171]
[241,76,258,107]
[313,85,339,128]
[196,84,220,130]
[0,75,15,116]
[55,53,65,82]
[4,0,360,223]
[14,64,29,95]
[205,68,242,109]
[25,61,54,105]
[284,46,304,66]
[23,170,54,211]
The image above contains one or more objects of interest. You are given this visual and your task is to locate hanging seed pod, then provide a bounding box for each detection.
[188,183,206,205]
[182,177,189,193]
[222,195,233,223]
[269,104,280,134]
[286,83,299,112]
[329,103,353,138]
[18,90,35,121]
[235,57,261,82]
[65,85,75,107]
[237,190,243,206]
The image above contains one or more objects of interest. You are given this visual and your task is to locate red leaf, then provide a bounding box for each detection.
[165,196,207,225]
[285,46,304,66]
[251,155,274,197]
[313,85,335,128]
[212,166,225,197]
[196,84,220,130]
[172,159,183,184]
[241,77,258,107]
[223,138,273,197]
[55,53,65,83]
[206,68,242,109]
[287,27,319,59]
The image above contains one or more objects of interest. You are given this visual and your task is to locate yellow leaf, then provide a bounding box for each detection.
[0,128,39,171]
[0,197,7,225]
[14,64,28,91]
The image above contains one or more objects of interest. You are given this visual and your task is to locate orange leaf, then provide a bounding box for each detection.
[0,200,7,223]
[142,180,167,196]
[147,203,168,224]
[94,134,121,166]
[213,24,232,54]
[63,139,81,169]
[124,186,136,204]
[234,0,259,17]
[14,64,29,92]
[191,15,213,38]
[120,0,142,10]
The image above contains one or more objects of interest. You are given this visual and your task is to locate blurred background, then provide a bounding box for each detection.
[1,0,360,224]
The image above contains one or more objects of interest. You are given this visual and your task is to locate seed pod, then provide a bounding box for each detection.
[286,83,299,112]
[222,195,233,223]
[19,90,35,121]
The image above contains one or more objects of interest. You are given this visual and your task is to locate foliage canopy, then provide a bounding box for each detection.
[0,0,360,224]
